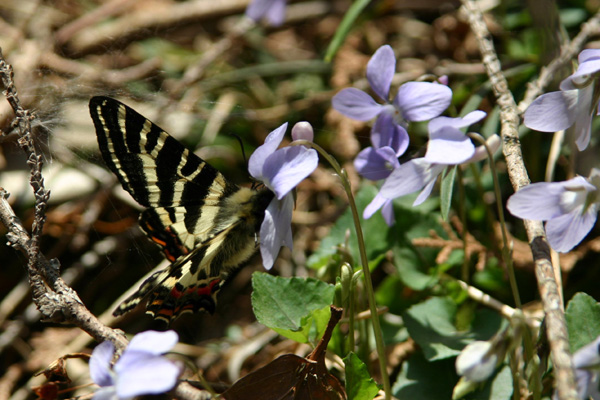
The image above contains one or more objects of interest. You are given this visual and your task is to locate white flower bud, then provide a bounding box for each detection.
[291,122,314,142]
[455,340,497,382]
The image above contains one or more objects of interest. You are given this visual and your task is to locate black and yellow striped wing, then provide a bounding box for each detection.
[89,96,273,323]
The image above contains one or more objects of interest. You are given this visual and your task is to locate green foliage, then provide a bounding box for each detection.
[453,364,513,400]
[251,273,335,344]
[403,297,504,361]
[440,166,457,221]
[344,352,380,400]
[308,185,444,294]
[392,352,457,399]
[307,185,393,269]
[324,0,372,62]
[565,292,600,352]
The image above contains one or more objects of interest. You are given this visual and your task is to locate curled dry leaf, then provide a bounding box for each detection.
[222,306,346,400]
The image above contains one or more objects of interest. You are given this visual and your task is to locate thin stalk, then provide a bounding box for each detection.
[292,140,391,399]
[456,167,470,282]
[467,133,521,308]
[467,133,537,397]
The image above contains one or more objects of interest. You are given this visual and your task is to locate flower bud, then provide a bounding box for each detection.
[291,122,314,142]
[455,340,497,382]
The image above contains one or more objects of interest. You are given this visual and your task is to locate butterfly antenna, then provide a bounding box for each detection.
[229,133,248,165]
[230,132,262,189]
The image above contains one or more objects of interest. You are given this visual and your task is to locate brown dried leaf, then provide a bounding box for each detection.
[222,307,346,400]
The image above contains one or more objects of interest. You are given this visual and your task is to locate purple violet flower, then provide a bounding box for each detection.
[553,335,600,400]
[90,330,181,400]
[455,341,499,382]
[363,112,498,224]
[524,49,600,151]
[507,169,600,253]
[354,112,408,181]
[332,45,452,126]
[249,122,318,269]
[246,0,287,26]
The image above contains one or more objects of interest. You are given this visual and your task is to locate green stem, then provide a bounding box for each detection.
[467,133,537,397]
[293,140,391,399]
[456,167,470,282]
[467,133,521,308]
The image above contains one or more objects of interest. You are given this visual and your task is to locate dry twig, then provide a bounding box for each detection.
[459,2,578,399]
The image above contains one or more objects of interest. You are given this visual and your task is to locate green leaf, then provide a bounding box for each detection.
[324,0,372,62]
[271,306,331,344]
[392,351,457,400]
[252,273,335,343]
[440,166,457,221]
[471,364,513,400]
[403,298,503,361]
[565,292,600,352]
[452,363,513,400]
[392,246,434,291]
[403,297,469,361]
[344,352,379,400]
[307,185,391,269]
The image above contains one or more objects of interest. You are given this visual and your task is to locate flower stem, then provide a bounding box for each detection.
[467,133,537,392]
[467,133,521,308]
[292,140,391,399]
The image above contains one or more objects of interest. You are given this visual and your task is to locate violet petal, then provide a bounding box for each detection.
[428,110,486,133]
[264,0,286,26]
[354,146,399,181]
[248,123,288,181]
[125,330,178,355]
[545,204,598,252]
[425,126,475,165]
[573,85,594,151]
[523,90,578,132]
[366,45,396,101]
[260,195,294,269]
[332,88,383,121]
[115,353,181,398]
[363,192,389,220]
[262,146,318,199]
[371,113,409,156]
[393,82,452,122]
[90,341,115,388]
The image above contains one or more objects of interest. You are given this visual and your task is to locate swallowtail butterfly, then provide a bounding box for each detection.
[90,96,274,323]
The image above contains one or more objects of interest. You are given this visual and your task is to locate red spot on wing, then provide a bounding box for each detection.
[143,222,189,262]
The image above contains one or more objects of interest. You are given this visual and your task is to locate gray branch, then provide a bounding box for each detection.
[459,2,578,399]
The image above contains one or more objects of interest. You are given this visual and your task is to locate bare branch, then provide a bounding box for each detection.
[0,47,128,351]
[459,2,578,399]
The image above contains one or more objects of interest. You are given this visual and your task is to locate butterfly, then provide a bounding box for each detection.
[89,96,274,323]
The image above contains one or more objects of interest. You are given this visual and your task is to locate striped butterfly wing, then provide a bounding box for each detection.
[89,96,273,322]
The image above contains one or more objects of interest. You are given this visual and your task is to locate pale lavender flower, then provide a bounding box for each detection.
[455,341,498,382]
[507,168,600,253]
[553,335,600,400]
[524,49,600,151]
[246,0,287,26]
[354,112,407,181]
[249,122,318,269]
[363,112,497,224]
[332,45,452,126]
[90,330,181,400]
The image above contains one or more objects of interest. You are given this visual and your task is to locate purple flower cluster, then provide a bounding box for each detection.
[332,45,495,225]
